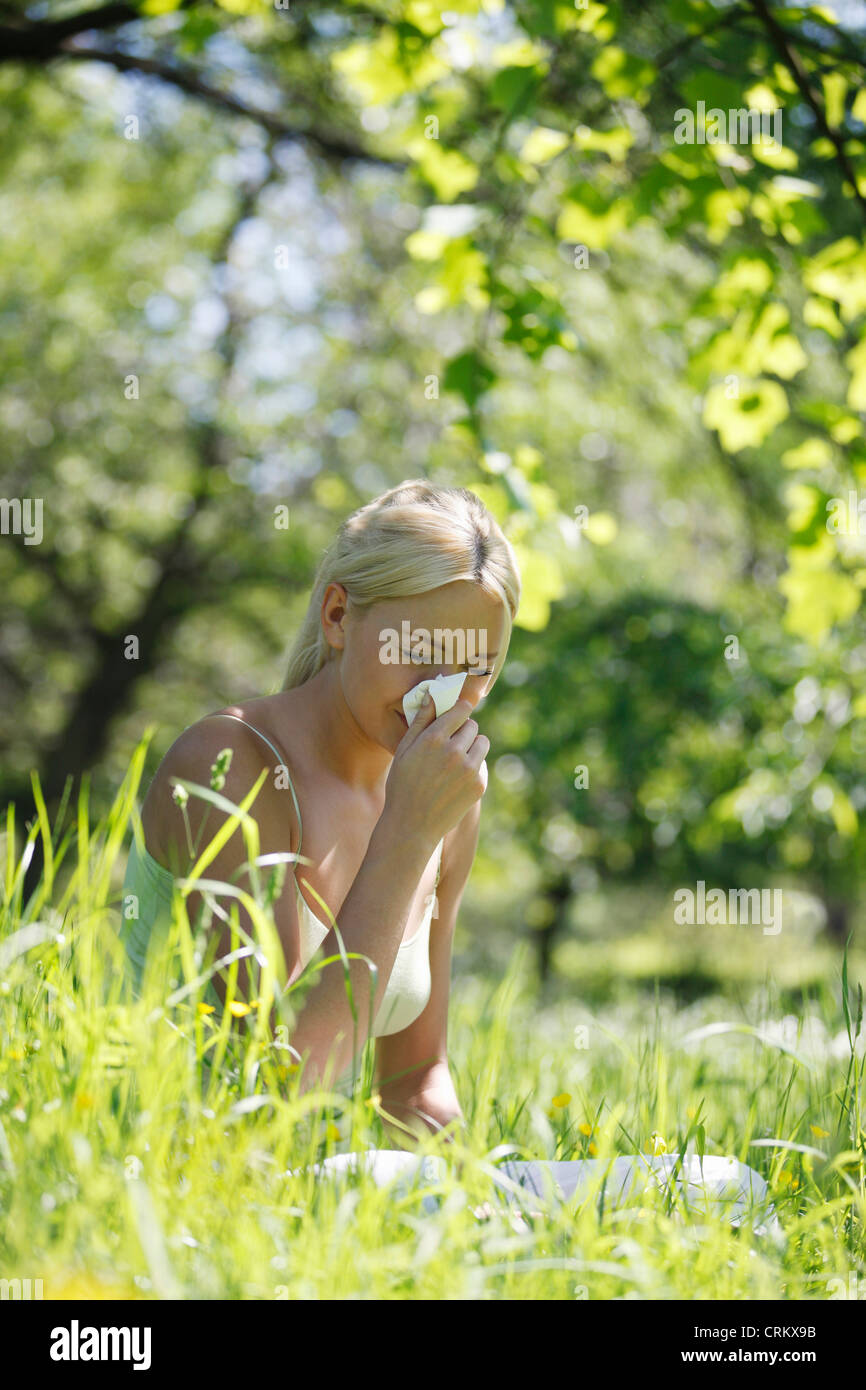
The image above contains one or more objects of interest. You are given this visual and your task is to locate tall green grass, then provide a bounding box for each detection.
[0,733,863,1299]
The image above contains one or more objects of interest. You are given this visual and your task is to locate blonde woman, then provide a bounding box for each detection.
[121,480,781,1234]
[123,480,516,1144]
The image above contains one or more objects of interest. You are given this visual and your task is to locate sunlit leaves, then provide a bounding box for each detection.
[573,124,634,164]
[406,139,479,199]
[821,780,858,837]
[491,36,549,69]
[781,438,834,471]
[798,399,863,445]
[519,125,570,164]
[331,29,449,104]
[556,182,630,248]
[803,237,866,322]
[702,378,789,453]
[778,537,861,643]
[412,236,488,312]
[708,256,774,309]
[570,2,615,39]
[751,177,825,245]
[803,296,844,339]
[691,303,806,385]
[582,512,617,545]
[591,46,656,104]
[508,542,565,630]
[494,273,572,360]
[822,72,848,130]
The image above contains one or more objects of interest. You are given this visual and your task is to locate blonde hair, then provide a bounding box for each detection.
[282,480,522,691]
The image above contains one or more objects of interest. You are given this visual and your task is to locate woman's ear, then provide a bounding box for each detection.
[321,582,349,652]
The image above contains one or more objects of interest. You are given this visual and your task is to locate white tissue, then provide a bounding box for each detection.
[402,672,467,726]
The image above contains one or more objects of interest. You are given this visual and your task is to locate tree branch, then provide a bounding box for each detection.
[748,0,866,224]
[59,40,406,169]
[0,1,209,60]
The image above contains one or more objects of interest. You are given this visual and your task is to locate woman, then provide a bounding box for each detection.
[122,480,517,1145]
[121,480,780,1234]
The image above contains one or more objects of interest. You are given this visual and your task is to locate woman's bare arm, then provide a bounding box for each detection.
[144,722,441,1089]
[287,816,438,1091]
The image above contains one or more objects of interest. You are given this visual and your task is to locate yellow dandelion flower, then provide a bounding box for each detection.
[578,1122,593,1137]
[197,1002,215,1015]
[810,1124,830,1139]
[686,1106,697,1119]
[551,1092,571,1108]
[588,1142,598,1156]
[8,1047,25,1060]
[326,1123,340,1142]
[228,1001,251,1017]
[777,1169,793,1186]
[646,1132,667,1155]
[74,1092,95,1110]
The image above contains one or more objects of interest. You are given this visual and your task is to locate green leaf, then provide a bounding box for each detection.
[556,182,630,248]
[442,350,496,408]
[489,65,539,112]
[803,237,866,322]
[702,378,789,452]
[407,140,479,200]
[413,237,489,313]
[781,438,833,470]
[573,124,634,164]
[778,543,861,642]
[331,30,448,104]
[510,543,565,631]
[520,126,570,164]
[823,72,847,129]
[591,46,656,103]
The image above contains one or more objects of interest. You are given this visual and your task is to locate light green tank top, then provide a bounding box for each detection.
[120,713,443,1064]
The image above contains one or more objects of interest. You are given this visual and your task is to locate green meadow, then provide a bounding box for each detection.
[1,740,863,1302]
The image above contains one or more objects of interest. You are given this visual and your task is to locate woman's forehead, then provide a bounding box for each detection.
[377,581,505,625]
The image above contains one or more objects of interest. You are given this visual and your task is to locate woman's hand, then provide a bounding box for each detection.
[381,694,490,851]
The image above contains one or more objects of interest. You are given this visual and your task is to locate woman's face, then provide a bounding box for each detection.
[324,579,508,753]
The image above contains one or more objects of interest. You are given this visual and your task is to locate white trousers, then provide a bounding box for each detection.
[287,1150,785,1242]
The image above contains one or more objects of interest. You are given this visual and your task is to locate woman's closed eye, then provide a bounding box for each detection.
[402,652,493,678]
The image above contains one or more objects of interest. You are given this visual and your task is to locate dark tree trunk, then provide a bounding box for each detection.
[535,871,573,988]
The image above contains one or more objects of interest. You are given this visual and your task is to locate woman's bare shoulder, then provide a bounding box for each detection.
[140,706,297,863]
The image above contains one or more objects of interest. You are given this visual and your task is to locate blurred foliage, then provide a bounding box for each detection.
[1,0,866,953]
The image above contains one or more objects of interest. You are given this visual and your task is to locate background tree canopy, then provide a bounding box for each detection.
[2,0,866,985]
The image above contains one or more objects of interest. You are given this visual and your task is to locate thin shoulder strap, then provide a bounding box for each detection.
[210,713,303,858]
